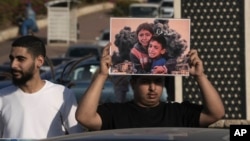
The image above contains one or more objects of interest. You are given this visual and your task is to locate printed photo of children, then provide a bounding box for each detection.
[109,18,190,76]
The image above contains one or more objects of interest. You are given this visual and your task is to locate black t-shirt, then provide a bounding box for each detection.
[97,101,203,130]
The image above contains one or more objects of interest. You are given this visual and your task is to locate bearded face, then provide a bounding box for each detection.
[11,62,35,86]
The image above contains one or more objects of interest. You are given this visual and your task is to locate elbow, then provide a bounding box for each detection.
[206,111,225,127]
[212,106,225,122]
[211,109,226,126]
[219,108,225,118]
[75,110,87,126]
[211,102,226,121]
[75,113,92,130]
[75,111,100,131]
[201,107,225,127]
[216,104,226,120]
[216,109,225,121]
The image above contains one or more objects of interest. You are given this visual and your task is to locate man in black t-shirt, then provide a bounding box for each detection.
[76,43,225,131]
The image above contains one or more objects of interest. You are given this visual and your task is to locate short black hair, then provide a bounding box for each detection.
[136,22,154,36]
[150,35,167,49]
[12,35,46,58]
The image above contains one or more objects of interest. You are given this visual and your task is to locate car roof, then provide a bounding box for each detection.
[102,28,110,33]
[40,57,99,81]
[65,43,103,59]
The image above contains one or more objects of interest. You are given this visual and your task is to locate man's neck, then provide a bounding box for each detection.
[18,78,45,94]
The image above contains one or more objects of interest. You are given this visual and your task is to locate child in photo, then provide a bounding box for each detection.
[148,34,168,74]
[129,22,154,74]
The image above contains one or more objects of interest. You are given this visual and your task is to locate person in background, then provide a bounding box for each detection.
[75,44,225,131]
[0,35,83,139]
[20,2,39,36]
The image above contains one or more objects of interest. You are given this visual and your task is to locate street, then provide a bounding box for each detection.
[0,9,111,64]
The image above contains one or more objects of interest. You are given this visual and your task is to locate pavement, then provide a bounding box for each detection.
[0,2,114,64]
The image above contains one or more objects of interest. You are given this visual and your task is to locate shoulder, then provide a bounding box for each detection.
[43,80,74,96]
[0,85,17,96]
[98,101,131,110]
[44,80,69,89]
[165,101,202,111]
[165,101,200,106]
[42,81,77,104]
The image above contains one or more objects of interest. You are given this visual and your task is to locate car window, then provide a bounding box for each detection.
[161,2,173,7]
[68,48,99,58]
[69,64,99,81]
[147,0,162,3]
[102,32,110,40]
[130,7,158,17]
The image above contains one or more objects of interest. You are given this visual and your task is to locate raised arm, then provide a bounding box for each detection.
[76,43,111,130]
[188,49,225,127]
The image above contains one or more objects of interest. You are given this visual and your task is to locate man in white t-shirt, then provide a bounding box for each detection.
[0,35,84,139]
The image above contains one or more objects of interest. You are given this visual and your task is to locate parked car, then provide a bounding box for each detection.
[159,0,174,18]
[147,0,162,3]
[0,80,11,89]
[0,64,12,89]
[0,64,11,81]
[129,3,160,18]
[41,57,167,103]
[64,43,103,60]
[96,28,110,47]
[41,57,134,103]
[0,57,168,103]
[41,127,230,141]
[41,57,72,72]
[59,58,130,103]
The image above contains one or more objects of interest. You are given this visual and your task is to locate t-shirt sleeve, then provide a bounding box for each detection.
[0,113,3,137]
[180,101,203,127]
[97,103,117,130]
[61,88,85,133]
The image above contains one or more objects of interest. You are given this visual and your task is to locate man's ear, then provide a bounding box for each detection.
[36,55,44,68]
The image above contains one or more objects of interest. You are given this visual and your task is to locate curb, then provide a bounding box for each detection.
[0,2,114,43]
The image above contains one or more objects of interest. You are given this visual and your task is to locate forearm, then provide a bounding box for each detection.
[196,74,225,125]
[76,73,108,129]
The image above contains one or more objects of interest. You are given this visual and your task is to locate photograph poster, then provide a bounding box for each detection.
[109,17,190,76]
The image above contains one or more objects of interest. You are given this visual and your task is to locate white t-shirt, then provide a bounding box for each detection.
[0,80,84,139]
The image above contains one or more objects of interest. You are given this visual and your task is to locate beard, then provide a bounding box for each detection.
[11,63,35,86]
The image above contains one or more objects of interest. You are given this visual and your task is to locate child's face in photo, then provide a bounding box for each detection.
[137,29,153,47]
[148,40,166,59]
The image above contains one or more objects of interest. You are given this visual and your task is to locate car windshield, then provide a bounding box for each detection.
[67,64,99,81]
[102,32,110,40]
[162,2,173,7]
[130,7,158,17]
[147,0,162,3]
